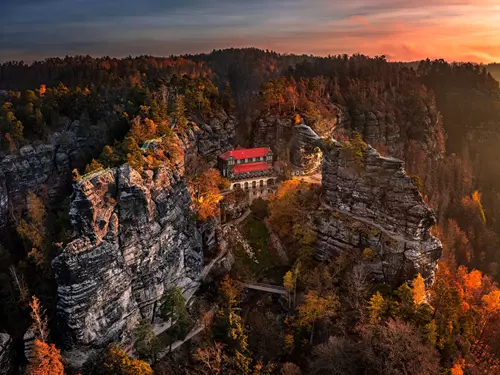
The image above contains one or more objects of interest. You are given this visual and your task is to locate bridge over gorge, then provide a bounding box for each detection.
[242,282,288,295]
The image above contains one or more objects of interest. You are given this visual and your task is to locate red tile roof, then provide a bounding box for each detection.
[220,147,272,160]
[232,162,273,174]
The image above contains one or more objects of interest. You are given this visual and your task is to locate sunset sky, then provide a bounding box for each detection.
[2,0,500,63]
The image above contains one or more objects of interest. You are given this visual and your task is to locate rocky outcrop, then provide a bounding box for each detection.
[0,111,236,228]
[185,111,237,162]
[315,137,442,284]
[252,114,324,170]
[331,105,444,161]
[0,333,11,375]
[52,161,206,351]
[0,118,114,226]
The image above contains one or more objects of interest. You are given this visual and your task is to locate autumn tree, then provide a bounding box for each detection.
[190,168,224,221]
[103,344,153,375]
[412,273,427,305]
[121,136,144,173]
[26,339,65,375]
[361,319,440,375]
[290,291,339,344]
[84,159,104,174]
[29,295,49,342]
[17,192,48,270]
[367,292,385,325]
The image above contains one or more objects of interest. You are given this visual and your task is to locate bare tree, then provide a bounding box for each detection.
[310,336,361,375]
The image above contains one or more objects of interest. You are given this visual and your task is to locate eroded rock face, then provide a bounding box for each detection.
[0,119,114,226]
[0,171,8,228]
[53,163,205,349]
[186,112,237,160]
[315,138,442,284]
[0,333,11,375]
[332,105,443,161]
[0,111,236,228]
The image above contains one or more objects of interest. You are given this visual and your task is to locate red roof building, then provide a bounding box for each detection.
[218,147,274,180]
[232,162,273,174]
[219,147,272,161]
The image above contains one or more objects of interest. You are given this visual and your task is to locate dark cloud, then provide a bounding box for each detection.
[1,0,499,62]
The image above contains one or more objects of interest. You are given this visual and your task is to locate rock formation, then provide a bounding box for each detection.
[296,124,442,284]
[316,138,442,284]
[0,333,11,375]
[0,111,236,228]
[52,159,210,352]
[0,118,115,226]
[331,105,444,161]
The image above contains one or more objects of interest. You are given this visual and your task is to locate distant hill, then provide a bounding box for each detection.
[487,63,500,82]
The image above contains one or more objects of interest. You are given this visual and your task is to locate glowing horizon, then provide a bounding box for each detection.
[2,0,500,63]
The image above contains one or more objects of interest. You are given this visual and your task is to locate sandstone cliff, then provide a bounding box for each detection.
[0,111,236,228]
[316,138,442,284]
[52,160,211,350]
[50,111,236,355]
[0,118,115,226]
[0,333,11,375]
[295,124,442,284]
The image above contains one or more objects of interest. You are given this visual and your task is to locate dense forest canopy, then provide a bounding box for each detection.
[2,48,500,374]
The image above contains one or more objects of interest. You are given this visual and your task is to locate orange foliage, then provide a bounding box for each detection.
[482,290,500,315]
[104,344,153,375]
[190,168,224,221]
[450,362,464,375]
[29,295,49,343]
[464,270,483,291]
[27,339,65,375]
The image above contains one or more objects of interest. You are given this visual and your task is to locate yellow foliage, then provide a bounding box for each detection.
[293,291,339,330]
[412,273,427,305]
[283,271,294,292]
[104,344,153,375]
[190,168,224,221]
[450,361,464,375]
[84,159,103,174]
[362,248,374,260]
[368,292,385,324]
[465,269,483,291]
[284,334,295,352]
[472,190,487,224]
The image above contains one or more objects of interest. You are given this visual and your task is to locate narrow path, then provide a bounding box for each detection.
[158,306,218,357]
